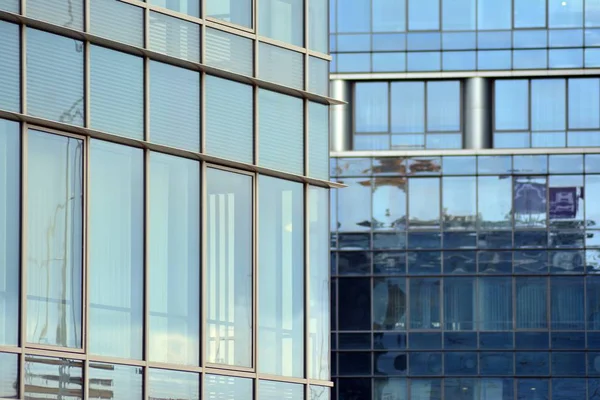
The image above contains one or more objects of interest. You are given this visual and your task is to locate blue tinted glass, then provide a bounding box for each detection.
[207,0,251,27]
[354,134,390,150]
[587,29,600,46]
[0,353,18,398]
[0,22,19,112]
[408,33,441,51]
[373,177,406,230]
[444,332,477,349]
[478,31,512,49]
[309,102,329,180]
[259,0,303,46]
[338,34,371,52]
[410,332,441,349]
[409,0,439,30]
[28,0,83,29]
[443,33,476,50]
[339,378,371,400]
[337,0,370,32]
[551,277,585,330]
[479,332,513,349]
[25,356,83,398]
[149,369,200,400]
[478,50,512,70]
[309,0,328,52]
[374,352,407,375]
[516,332,549,349]
[550,48,584,68]
[259,381,303,400]
[372,53,406,72]
[553,379,586,400]
[337,178,371,232]
[89,363,143,399]
[532,79,566,131]
[339,333,371,349]
[515,251,548,274]
[514,30,547,48]
[495,80,529,130]
[373,252,406,275]
[515,231,547,248]
[149,61,199,151]
[407,52,441,71]
[517,379,548,399]
[494,133,530,148]
[338,252,371,275]
[337,53,371,72]
[514,0,546,27]
[27,29,84,126]
[514,49,548,69]
[478,0,511,29]
[445,352,477,375]
[373,378,406,399]
[427,81,460,131]
[90,0,144,47]
[355,82,389,132]
[549,29,584,47]
[428,133,462,151]
[338,278,371,330]
[309,58,331,96]
[392,134,425,149]
[480,353,513,375]
[587,0,600,26]
[411,379,441,399]
[443,156,476,175]
[410,278,441,329]
[532,132,566,147]
[443,51,476,71]
[409,178,440,229]
[549,0,583,27]
[442,0,475,30]
[444,277,475,330]
[150,0,198,16]
[373,0,405,32]
[478,277,513,330]
[589,353,600,374]
[552,332,585,349]
[391,82,424,133]
[408,232,441,250]
[586,48,600,67]
[568,131,600,146]
[516,277,548,329]
[478,251,512,274]
[409,353,443,375]
[205,28,252,75]
[552,353,585,376]
[516,353,550,375]
[204,375,252,400]
[374,233,405,250]
[569,78,600,129]
[0,0,18,12]
[90,46,143,139]
[586,154,600,172]
[373,34,406,51]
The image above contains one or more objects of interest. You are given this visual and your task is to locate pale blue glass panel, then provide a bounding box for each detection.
[0,353,18,398]
[427,134,462,149]
[309,0,328,52]
[568,131,600,146]
[337,0,370,33]
[90,0,144,47]
[309,57,328,96]
[27,131,83,349]
[443,51,476,70]
[409,0,439,30]
[494,132,530,148]
[550,48,583,68]
[27,29,84,126]
[373,34,406,51]
[587,0,600,27]
[205,375,252,400]
[478,176,512,228]
[513,49,548,69]
[442,0,475,30]
[478,0,511,29]
[586,48,600,67]
[205,76,253,164]
[373,0,405,32]
[90,141,143,359]
[549,29,584,47]
[258,176,304,377]
[150,61,200,151]
[310,387,330,400]
[356,82,389,132]
[392,134,425,149]
[338,34,371,52]
[373,53,406,72]
[259,0,303,46]
[90,46,143,139]
[330,34,336,52]
[149,369,200,400]
[532,132,566,147]
[149,11,200,63]
[337,53,371,72]
[27,0,83,29]
[569,78,600,129]
[513,30,547,48]
[260,381,304,400]
[259,90,303,175]
[309,186,330,379]
[478,31,512,49]
[25,356,83,398]
[586,29,600,46]
[478,50,512,70]
[427,81,460,131]
[150,0,198,16]
[495,80,529,130]
[443,32,476,50]
[206,168,253,367]
[89,363,143,400]
[0,0,18,12]
[205,28,253,76]
[330,0,337,32]
[549,0,583,27]
[309,102,329,180]
[532,79,566,131]
[514,0,546,28]
[259,43,304,90]
[407,33,441,51]
[0,120,19,346]
[0,21,19,112]
[407,52,441,71]
[355,134,390,150]
[207,0,250,27]
[149,153,200,366]
[409,178,441,229]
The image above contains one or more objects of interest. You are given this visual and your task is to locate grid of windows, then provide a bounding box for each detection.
[331,154,600,399]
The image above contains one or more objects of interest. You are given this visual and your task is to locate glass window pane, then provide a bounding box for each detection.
[513,49,548,69]
[478,277,512,330]
[149,11,201,63]
[373,178,407,231]
[532,79,566,131]
[514,176,548,228]
[373,0,406,32]
[442,0,475,30]
[0,120,19,346]
[549,175,584,228]
[587,277,600,329]
[259,0,303,46]
[25,356,83,399]
[90,0,144,47]
[494,132,530,148]
[569,78,600,129]
[204,375,252,400]
[516,277,548,329]
[478,0,511,29]
[149,153,200,366]
[259,43,304,90]
[339,278,371,330]
[0,21,19,112]
[27,29,84,126]
[259,381,303,400]
[258,90,303,175]
[27,131,83,349]
[444,278,475,330]
[587,175,600,229]
[495,80,529,130]
[391,82,424,133]
[310,386,330,400]
[309,0,327,52]
[207,0,250,27]
[356,82,389,133]
[478,176,512,229]
[587,0,600,27]
[337,178,371,232]
[90,141,143,359]
[206,169,252,368]
[89,363,143,400]
[258,176,304,377]
[515,0,546,27]
[409,0,439,30]
[205,76,253,164]
[90,46,143,139]
[337,0,371,33]
[550,0,583,27]
[27,0,83,29]
[205,28,253,76]
[148,369,200,400]
[410,278,441,329]
[151,0,198,15]
[551,277,584,330]
[0,353,18,398]
[0,0,18,12]
[443,177,476,230]
[309,57,329,97]
[373,277,407,330]
[309,102,329,181]
[409,178,440,229]
[149,61,200,151]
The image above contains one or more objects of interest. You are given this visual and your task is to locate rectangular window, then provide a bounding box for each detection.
[514,176,547,228]
[89,363,143,400]
[259,43,304,90]
[569,78,600,129]
[259,0,303,46]
[259,381,304,400]
[495,80,529,130]
[149,0,199,17]
[587,277,600,329]
[205,28,253,76]
[206,168,253,368]
[207,0,251,28]
[409,178,440,229]
[442,0,475,30]
[514,0,546,28]
[149,153,200,366]
[408,0,439,30]
[373,177,407,230]
[531,79,566,131]
[90,0,144,47]
[149,11,201,63]
[27,29,84,126]
[337,0,371,33]
[0,21,19,112]
[308,102,329,180]
[309,0,328,52]
[0,353,18,398]
[0,0,18,12]
[309,57,329,97]
[258,176,304,377]
[27,131,83,349]
[149,369,200,400]
[27,0,83,29]
[337,178,372,232]
[427,81,460,131]
[25,356,83,398]
[89,140,143,359]
[410,278,441,329]
[551,277,584,330]
[478,0,511,29]
[478,277,513,330]
[356,82,389,133]
[478,176,512,229]
[204,375,253,400]
[373,0,406,32]
[516,277,548,329]
[391,82,424,133]
[549,0,583,27]
[443,177,476,230]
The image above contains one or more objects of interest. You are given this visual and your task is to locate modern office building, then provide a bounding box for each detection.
[329,0,600,399]
[0,0,333,398]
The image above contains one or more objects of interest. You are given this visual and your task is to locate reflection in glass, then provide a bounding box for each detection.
[206,169,252,367]
[373,178,406,230]
[337,178,372,231]
[258,177,304,377]
[148,11,201,63]
[310,386,330,400]
[259,380,303,400]
[25,356,83,399]
[356,82,389,132]
[149,0,198,16]
[410,278,440,330]
[548,175,584,229]
[0,21,19,113]
[27,0,84,29]
[410,378,441,399]
[391,82,424,133]
[514,176,547,228]
[443,177,476,230]
[27,131,83,348]
[90,0,144,47]
[309,0,328,52]
[259,0,303,46]
[444,278,475,330]
[587,175,600,229]
[148,369,200,400]
[89,363,142,400]
[373,278,406,330]
[532,79,566,131]
[408,178,440,229]
[0,121,19,346]
[551,278,585,330]
[569,78,600,129]
[204,375,252,400]
[495,80,528,130]
[478,277,512,330]
[478,251,512,274]
[517,379,548,400]
[408,0,439,30]
[338,278,371,331]
[149,153,200,365]
[207,0,250,27]
[516,277,548,329]
[427,81,460,131]
[89,140,143,359]
[0,353,17,398]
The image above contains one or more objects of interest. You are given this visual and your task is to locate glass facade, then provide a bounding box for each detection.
[0,0,332,396]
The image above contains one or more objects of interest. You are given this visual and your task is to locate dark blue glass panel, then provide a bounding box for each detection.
[373,378,407,400]
[516,353,550,375]
[513,49,548,69]
[373,233,407,250]
[338,278,371,331]
[589,378,600,400]
[339,333,371,350]
[410,279,441,329]
[407,252,442,274]
[551,332,585,349]
[552,379,586,400]
[443,251,476,274]
[373,277,407,330]
[588,353,600,375]
[408,232,441,250]
[478,232,513,249]
[587,277,600,328]
[409,332,442,350]
[516,278,548,329]
[374,352,407,375]
[478,251,512,274]
[338,234,371,250]
[478,277,513,331]
[331,333,337,350]
[410,379,441,399]
[552,353,585,376]
[480,352,514,375]
[331,252,337,275]
[444,332,477,349]
[338,252,371,275]
[444,378,479,399]
[374,332,407,350]
[444,277,476,330]
[444,352,477,375]
[373,33,407,51]
[515,231,548,248]
[374,252,406,275]
[331,281,336,331]
[480,332,514,350]
[551,277,585,330]
[338,378,371,400]
[514,251,548,274]
[338,352,371,375]
[517,379,548,400]
[409,353,442,376]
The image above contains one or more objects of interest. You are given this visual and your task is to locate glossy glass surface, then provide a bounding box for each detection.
[0,353,18,398]
[259,43,304,90]
[309,102,330,180]
[90,0,144,47]
[259,0,303,46]
[258,176,304,377]
[89,140,143,359]
[207,0,251,27]
[205,28,253,76]
[309,0,328,53]
[24,356,83,399]
[88,363,142,399]
[27,131,83,348]
[27,0,83,29]
[0,21,19,112]
[408,178,440,229]
[149,153,200,365]
[206,168,252,367]
[259,380,303,400]
[204,375,252,400]
[148,369,200,400]
[149,0,198,16]
[148,11,201,63]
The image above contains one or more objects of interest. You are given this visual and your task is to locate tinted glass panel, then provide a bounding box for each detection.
[356,82,389,133]
[337,178,371,232]
[516,277,548,329]
[0,22,19,112]
[443,177,476,230]
[259,381,303,400]
[149,0,198,16]
[373,278,407,331]
[444,278,475,330]
[148,369,200,400]
[514,0,546,27]
[0,353,18,398]
[409,178,440,229]
[204,375,252,400]
[570,78,600,129]
[339,278,371,330]
[27,131,83,348]
[0,0,18,12]
[373,178,406,231]
[514,176,547,228]
[259,43,304,90]
[207,0,250,27]
[495,80,528,130]
[479,277,513,330]
[27,0,83,29]
[89,363,143,400]
[90,0,144,47]
[259,0,303,46]
[337,0,371,33]
[309,102,329,181]
[149,11,201,63]
[427,81,460,131]
[89,141,143,359]
[442,0,475,30]
[587,175,600,229]
[478,0,511,29]
[25,356,83,399]
[309,0,328,52]
[410,278,441,329]
[391,82,424,133]
[532,79,566,131]
[205,28,253,76]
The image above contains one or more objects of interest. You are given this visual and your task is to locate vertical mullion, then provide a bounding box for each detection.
[201,162,207,368]
[252,172,258,372]
[304,183,310,395]
[19,123,28,399]
[143,148,150,400]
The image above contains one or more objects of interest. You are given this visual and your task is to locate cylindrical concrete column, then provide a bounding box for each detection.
[330,79,353,152]
[464,77,493,150]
